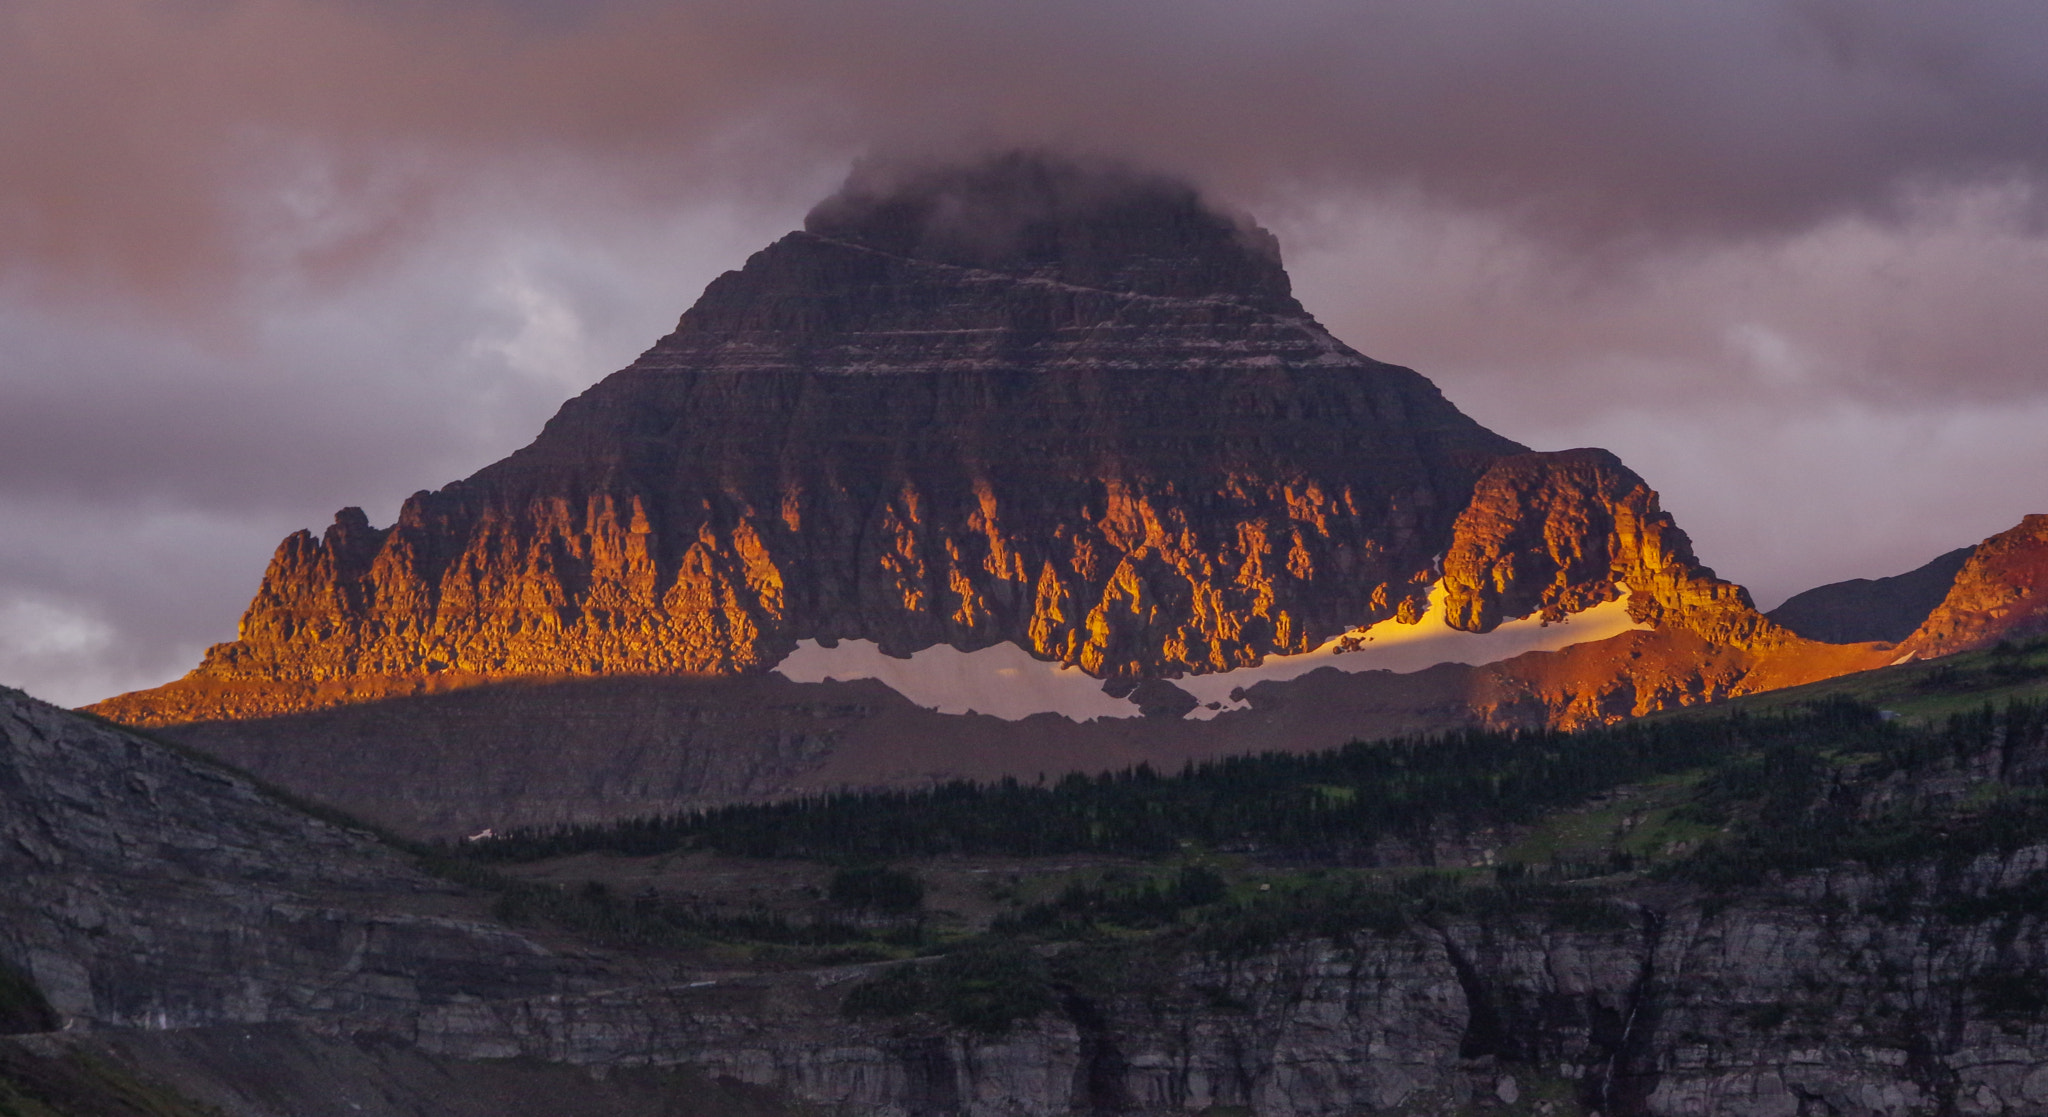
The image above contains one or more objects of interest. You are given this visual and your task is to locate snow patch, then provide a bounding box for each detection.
[773,582,1649,722]
[774,639,1138,721]
[1176,582,1646,717]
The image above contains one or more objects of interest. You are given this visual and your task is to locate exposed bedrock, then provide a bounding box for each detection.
[1440,447,1772,647]
[1900,514,2048,660]
[181,158,1518,691]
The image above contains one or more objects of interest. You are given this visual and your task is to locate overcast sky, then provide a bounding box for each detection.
[6,0,2048,706]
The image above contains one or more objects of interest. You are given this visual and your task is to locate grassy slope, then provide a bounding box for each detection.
[1666,636,2048,724]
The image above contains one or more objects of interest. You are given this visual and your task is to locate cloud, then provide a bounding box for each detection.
[1280,178,2048,411]
[8,0,2048,305]
[1278,182,2048,603]
[0,188,805,704]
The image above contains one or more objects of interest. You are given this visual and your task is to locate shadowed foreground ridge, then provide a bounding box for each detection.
[26,676,2048,1115]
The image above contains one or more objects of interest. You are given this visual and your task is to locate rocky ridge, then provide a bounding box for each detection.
[1440,447,1769,647]
[1899,515,2048,660]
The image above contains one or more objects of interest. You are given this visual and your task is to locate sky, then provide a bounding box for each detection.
[5,0,2048,706]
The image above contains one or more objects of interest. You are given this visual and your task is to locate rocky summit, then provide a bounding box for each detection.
[176,155,1521,686]
[95,153,1827,732]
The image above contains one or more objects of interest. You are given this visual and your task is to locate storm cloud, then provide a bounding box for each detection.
[4,0,2047,703]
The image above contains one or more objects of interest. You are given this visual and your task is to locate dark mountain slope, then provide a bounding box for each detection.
[1767,545,1974,644]
[0,686,599,1032]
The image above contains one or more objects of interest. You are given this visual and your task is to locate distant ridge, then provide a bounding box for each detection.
[1768,546,1975,644]
[97,153,1814,728]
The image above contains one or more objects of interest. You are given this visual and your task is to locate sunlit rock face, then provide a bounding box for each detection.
[1898,514,2048,659]
[97,154,1801,730]
[1442,447,1772,647]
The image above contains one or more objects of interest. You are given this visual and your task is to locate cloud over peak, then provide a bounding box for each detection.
[9,0,2048,307]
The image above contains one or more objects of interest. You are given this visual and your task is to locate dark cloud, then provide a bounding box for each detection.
[4,0,2048,702]
[8,0,2048,303]
[804,151,1288,301]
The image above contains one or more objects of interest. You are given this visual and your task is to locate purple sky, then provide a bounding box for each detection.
[5,0,2048,706]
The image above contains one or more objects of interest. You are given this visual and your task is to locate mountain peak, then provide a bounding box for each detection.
[801,151,1292,305]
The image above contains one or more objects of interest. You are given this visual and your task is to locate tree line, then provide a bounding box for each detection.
[462,697,1906,864]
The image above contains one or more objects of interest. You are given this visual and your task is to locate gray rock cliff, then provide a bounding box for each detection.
[11,685,2048,1114]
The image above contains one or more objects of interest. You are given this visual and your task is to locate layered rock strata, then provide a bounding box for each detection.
[186,157,1520,694]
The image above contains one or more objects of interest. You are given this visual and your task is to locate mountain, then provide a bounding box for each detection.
[79,153,1907,835]
[96,153,1814,736]
[1767,546,1975,644]
[36,149,2048,1117]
